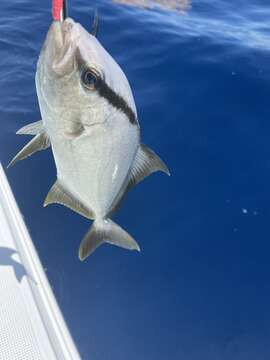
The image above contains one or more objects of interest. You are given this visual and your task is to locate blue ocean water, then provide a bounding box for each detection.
[1,0,270,359]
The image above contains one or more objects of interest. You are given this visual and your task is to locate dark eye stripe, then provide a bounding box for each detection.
[77,51,137,125]
[97,79,137,125]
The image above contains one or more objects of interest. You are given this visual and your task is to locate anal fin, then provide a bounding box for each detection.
[44,180,95,220]
[8,132,50,168]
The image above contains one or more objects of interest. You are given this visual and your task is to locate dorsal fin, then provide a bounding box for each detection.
[44,180,95,220]
[129,144,170,188]
[107,144,170,217]
[8,132,50,168]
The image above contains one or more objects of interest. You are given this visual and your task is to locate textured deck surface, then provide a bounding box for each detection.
[0,164,81,360]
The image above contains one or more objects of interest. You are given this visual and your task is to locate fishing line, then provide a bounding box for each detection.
[63,0,68,20]
[52,0,68,22]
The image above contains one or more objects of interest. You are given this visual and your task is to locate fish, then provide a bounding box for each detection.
[9,14,170,260]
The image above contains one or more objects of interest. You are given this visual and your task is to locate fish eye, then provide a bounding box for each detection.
[81,68,100,90]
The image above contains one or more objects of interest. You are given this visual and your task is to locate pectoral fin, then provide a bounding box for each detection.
[16,120,44,135]
[44,180,95,220]
[129,144,170,188]
[8,132,50,168]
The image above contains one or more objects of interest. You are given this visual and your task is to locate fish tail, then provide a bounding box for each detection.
[78,219,140,261]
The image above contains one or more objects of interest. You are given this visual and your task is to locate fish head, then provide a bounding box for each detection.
[36,18,138,136]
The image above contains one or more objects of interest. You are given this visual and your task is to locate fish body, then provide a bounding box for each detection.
[10,17,169,260]
[37,19,139,219]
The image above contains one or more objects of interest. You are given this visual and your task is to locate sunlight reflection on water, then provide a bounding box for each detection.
[112,0,191,13]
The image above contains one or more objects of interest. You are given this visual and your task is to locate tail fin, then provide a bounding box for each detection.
[78,219,140,261]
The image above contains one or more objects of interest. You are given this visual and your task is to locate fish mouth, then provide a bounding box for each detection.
[47,18,79,76]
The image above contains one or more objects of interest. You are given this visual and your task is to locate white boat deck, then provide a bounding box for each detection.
[0,164,81,360]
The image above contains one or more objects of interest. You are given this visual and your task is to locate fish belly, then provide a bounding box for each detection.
[49,118,139,218]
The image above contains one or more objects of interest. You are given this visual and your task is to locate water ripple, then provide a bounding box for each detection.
[109,0,270,51]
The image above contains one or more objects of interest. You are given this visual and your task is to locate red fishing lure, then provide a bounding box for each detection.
[52,0,64,21]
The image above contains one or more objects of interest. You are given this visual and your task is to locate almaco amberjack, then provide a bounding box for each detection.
[9,16,170,260]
